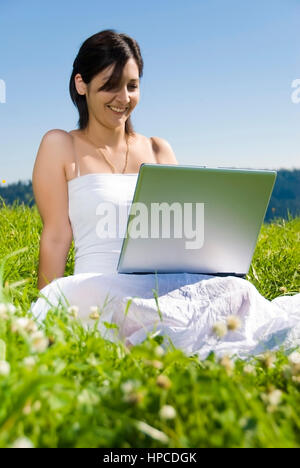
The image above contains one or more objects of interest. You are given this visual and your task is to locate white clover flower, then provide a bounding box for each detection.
[288,351,300,365]
[78,389,99,406]
[258,351,276,369]
[212,322,228,338]
[32,400,41,412]
[17,317,30,328]
[89,306,100,320]
[159,405,177,420]
[10,437,34,448]
[154,345,165,357]
[0,302,17,316]
[243,364,256,375]
[11,318,28,333]
[26,320,38,333]
[144,359,163,369]
[30,331,49,353]
[0,360,10,376]
[226,315,241,331]
[7,303,17,314]
[268,389,282,406]
[121,381,135,394]
[11,317,38,334]
[151,360,163,369]
[67,305,79,318]
[219,355,234,374]
[262,389,282,407]
[22,403,32,415]
[0,303,9,319]
[156,374,172,389]
[22,318,38,334]
[287,352,300,376]
[123,391,144,405]
[23,356,37,369]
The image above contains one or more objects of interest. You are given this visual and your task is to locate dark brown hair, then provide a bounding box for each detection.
[69,29,144,135]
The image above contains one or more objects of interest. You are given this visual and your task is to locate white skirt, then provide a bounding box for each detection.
[29,272,300,360]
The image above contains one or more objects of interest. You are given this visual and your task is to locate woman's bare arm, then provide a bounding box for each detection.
[32,130,73,290]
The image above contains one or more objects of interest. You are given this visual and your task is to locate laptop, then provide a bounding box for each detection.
[117,164,277,278]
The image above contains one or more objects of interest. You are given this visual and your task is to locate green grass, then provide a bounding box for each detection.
[0,198,299,448]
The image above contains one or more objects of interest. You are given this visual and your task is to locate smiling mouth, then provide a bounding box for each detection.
[107,105,129,114]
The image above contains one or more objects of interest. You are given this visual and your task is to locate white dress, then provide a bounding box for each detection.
[29,166,300,360]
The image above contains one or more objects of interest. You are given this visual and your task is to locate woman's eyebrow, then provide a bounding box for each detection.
[98,77,139,87]
[101,77,139,82]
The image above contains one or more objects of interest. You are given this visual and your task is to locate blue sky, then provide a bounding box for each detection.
[0,0,299,184]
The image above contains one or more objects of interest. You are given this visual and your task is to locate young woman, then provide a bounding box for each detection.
[30,29,300,359]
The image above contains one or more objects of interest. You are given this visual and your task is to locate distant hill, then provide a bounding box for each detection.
[264,169,300,221]
[1,169,300,222]
[0,180,34,207]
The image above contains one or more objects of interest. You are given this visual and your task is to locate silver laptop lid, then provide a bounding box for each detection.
[117,164,276,276]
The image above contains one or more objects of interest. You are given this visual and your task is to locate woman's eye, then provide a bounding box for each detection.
[99,85,138,92]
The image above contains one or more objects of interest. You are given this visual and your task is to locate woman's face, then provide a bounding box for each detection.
[77,58,140,129]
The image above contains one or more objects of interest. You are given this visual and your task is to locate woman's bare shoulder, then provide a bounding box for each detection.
[148,135,179,164]
[40,129,74,159]
[34,130,74,181]
[41,128,73,144]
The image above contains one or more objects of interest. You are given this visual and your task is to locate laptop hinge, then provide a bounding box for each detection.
[120,271,246,279]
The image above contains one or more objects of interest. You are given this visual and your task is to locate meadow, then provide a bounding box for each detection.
[0,199,299,448]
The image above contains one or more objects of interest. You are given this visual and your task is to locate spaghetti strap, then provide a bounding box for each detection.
[70,133,80,178]
[76,151,80,177]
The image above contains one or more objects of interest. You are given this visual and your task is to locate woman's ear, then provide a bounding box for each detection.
[74,73,87,96]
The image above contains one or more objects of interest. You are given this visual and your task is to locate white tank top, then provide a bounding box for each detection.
[68,141,138,275]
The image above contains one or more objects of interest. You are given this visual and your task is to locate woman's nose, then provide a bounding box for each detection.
[115,86,130,105]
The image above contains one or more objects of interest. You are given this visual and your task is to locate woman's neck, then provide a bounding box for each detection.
[82,122,127,150]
